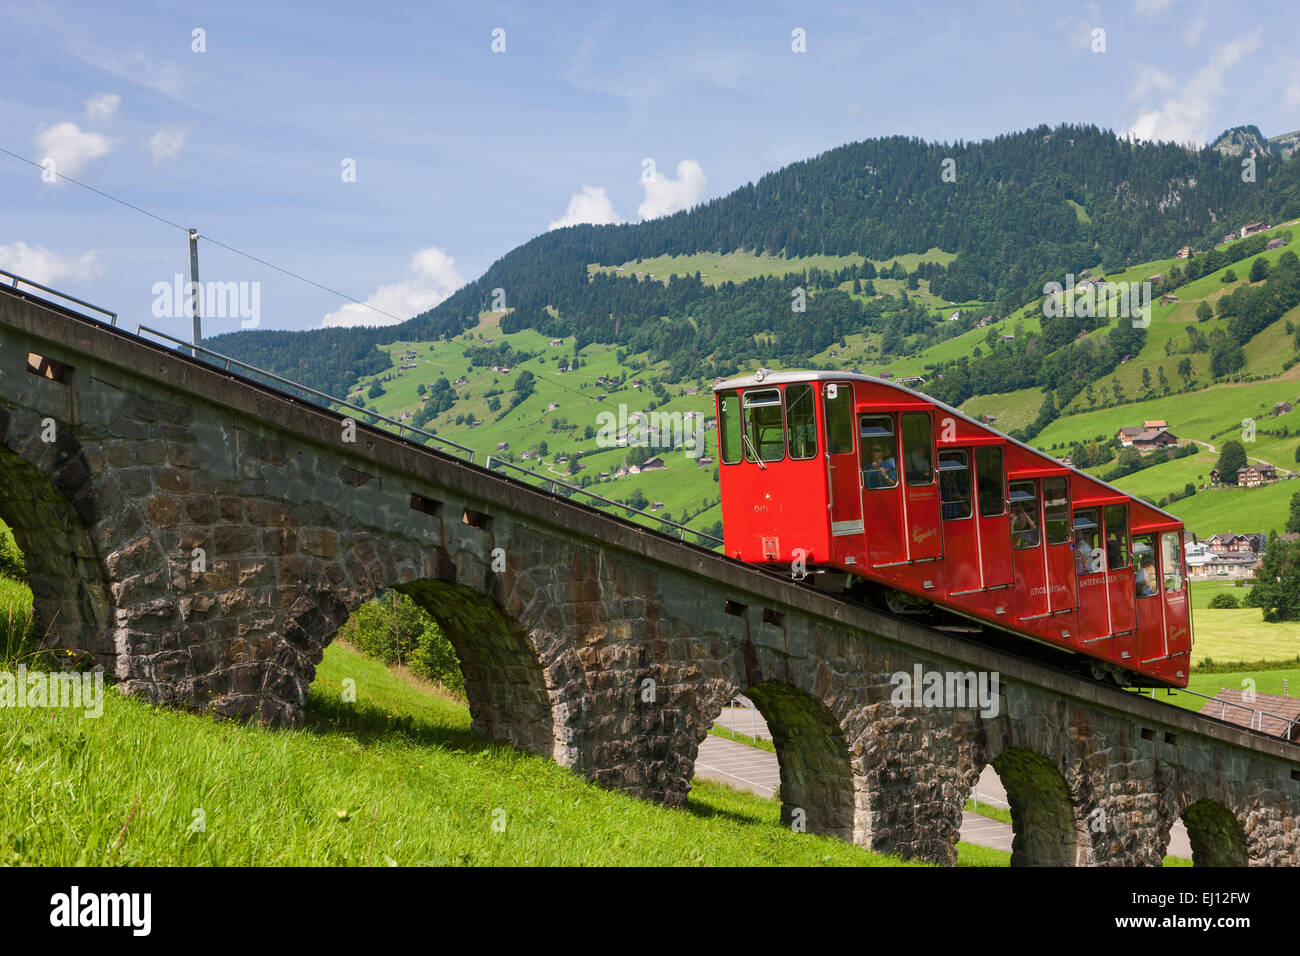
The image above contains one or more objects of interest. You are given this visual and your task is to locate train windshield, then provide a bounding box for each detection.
[718,391,742,464]
[785,384,818,460]
[742,389,785,462]
[1161,532,1184,593]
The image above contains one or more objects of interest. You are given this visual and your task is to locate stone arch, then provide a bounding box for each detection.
[1174,797,1249,866]
[398,574,566,760]
[0,407,112,660]
[294,530,587,766]
[699,679,856,840]
[989,747,1085,866]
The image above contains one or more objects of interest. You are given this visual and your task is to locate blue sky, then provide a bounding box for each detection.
[2,0,1298,340]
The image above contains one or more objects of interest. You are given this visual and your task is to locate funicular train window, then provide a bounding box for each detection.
[1133,534,1158,598]
[860,416,897,489]
[1073,509,1103,574]
[718,391,742,465]
[901,413,934,486]
[824,383,853,455]
[1161,532,1184,593]
[975,446,1005,517]
[1044,477,1070,545]
[1009,481,1039,549]
[938,450,972,520]
[785,383,818,461]
[1104,504,1130,569]
[742,388,785,462]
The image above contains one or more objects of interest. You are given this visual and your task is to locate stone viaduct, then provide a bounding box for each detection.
[2,285,1298,866]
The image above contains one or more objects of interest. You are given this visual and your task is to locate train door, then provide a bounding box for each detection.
[1042,476,1077,641]
[939,449,980,597]
[1073,508,1109,645]
[823,382,863,541]
[861,413,906,569]
[1103,504,1137,636]
[1131,533,1162,667]
[975,446,1013,589]
[1160,531,1191,660]
[1009,479,1048,622]
[900,411,942,561]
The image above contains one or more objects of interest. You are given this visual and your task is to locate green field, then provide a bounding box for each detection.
[1190,608,1300,666]
[1167,480,1298,536]
[590,248,957,286]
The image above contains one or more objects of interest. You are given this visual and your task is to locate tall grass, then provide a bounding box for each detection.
[0,574,34,664]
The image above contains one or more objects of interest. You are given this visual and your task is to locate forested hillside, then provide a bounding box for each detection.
[210,123,1300,394]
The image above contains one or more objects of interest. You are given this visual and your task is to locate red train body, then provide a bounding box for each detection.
[714,370,1192,688]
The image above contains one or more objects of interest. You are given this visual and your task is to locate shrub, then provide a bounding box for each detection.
[0,522,25,581]
[337,591,465,696]
[1207,592,1240,609]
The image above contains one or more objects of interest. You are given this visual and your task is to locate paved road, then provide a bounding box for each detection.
[694,713,1192,860]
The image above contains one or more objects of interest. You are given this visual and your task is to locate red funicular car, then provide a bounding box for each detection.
[713,370,1191,687]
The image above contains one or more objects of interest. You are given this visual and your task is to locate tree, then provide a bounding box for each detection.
[417,382,427,396]
[1221,268,1237,283]
[1196,301,1213,322]
[1216,439,1247,484]
[367,381,385,399]
[1287,490,1300,534]
[1177,357,1193,384]
[1246,537,1300,621]
[1210,340,1245,377]
[538,440,549,457]
[1249,257,1270,282]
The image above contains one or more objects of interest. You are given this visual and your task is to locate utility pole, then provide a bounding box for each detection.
[187,228,201,357]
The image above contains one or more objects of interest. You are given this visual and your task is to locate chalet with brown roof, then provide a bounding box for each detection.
[1266,237,1285,251]
[1176,245,1193,259]
[1240,222,1270,239]
[1273,401,1293,416]
[1159,293,1179,305]
[1117,423,1177,450]
[1205,532,1263,554]
[1237,463,1278,487]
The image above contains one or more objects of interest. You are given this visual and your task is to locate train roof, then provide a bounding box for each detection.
[712,368,1183,526]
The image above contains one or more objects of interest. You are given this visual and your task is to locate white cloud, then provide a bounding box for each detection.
[1135,0,1176,17]
[147,124,189,163]
[637,159,706,221]
[0,241,102,284]
[85,92,121,121]
[321,246,464,328]
[1126,32,1261,145]
[1130,64,1176,99]
[33,121,113,177]
[548,186,623,230]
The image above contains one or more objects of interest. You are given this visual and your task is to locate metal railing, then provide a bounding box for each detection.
[1147,684,1299,740]
[126,325,722,548]
[1,268,118,326]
